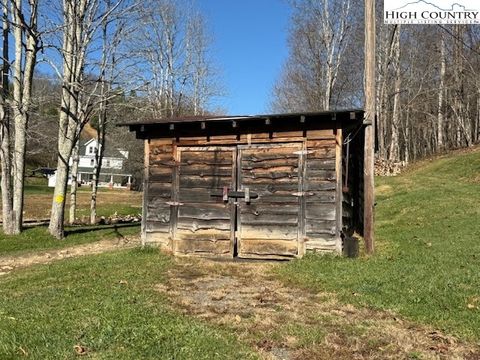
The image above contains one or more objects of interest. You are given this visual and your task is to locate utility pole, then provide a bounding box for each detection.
[364,0,375,254]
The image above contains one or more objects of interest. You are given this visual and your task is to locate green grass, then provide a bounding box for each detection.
[276,148,480,341]
[0,249,256,359]
[24,184,54,194]
[0,225,140,257]
[75,204,142,218]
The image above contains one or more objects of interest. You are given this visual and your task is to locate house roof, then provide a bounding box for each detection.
[119,109,365,139]
[79,139,127,159]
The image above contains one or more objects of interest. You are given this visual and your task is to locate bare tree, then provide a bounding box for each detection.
[388,25,401,161]
[49,0,126,238]
[437,32,446,150]
[0,0,12,234]
[129,0,221,118]
[272,0,353,112]
[10,0,40,234]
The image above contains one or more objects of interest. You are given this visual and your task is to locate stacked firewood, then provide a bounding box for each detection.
[374,158,405,177]
[98,213,142,225]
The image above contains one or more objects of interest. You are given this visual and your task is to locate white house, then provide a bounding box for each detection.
[48,138,133,188]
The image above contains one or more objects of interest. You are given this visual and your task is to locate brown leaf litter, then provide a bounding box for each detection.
[155,257,480,360]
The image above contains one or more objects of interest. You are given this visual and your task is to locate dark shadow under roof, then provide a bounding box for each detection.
[121,109,365,139]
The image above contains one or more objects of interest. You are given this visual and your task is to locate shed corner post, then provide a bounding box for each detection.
[364,0,376,254]
[335,123,343,255]
[141,138,150,247]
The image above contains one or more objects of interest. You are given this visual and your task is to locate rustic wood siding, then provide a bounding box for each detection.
[144,139,175,247]
[237,144,302,259]
[174,147,235,257]
[141,126,352,256]
[304,131,340,252]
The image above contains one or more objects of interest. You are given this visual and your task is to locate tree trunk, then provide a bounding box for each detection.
[49,0,87,239]
[437,33,446,150]
[389,25,401,162]
[69,141,80,224]
[11,0,38,234]
[49,151,70,238]
[0,0,13,234]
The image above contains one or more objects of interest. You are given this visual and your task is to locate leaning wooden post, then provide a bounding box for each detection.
[364,0,376,254]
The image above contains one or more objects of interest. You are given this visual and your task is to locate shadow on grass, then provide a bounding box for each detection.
[64,222,140,236]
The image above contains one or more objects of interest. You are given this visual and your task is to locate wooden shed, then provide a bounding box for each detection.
[124,110,366,259]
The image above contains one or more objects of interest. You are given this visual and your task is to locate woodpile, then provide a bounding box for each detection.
[375,158,405,177]
[97,213,141,225]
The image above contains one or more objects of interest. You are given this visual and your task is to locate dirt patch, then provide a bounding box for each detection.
[0,236,140,276]
[1,190,142,220]
[157,258,480,360]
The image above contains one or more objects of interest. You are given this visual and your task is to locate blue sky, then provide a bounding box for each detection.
[198,0,291,115]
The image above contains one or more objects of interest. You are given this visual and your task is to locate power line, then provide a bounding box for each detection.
[437,24,480,57]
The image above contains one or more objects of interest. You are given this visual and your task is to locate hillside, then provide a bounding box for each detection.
[278,146,480,341]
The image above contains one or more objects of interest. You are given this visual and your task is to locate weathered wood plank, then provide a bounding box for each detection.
[179,165,233,176]
[149,173,173,183]
[305,238,338,251]
[306,170,336,181]
[255,194,301,203]
[147,183,172,201]
[242,153,299,162]
[241,176,299,185]
[240,203,299,215]
[243,171,298,180]
[179,188,229,203]
[305,203,336,220]
[150,145,173,156]
[149,166,174,176]
[240,224,298,240]
[305,219,336,235]
[179,203,231,220]
[238,239,297,257]
[304,181,337,191]
[306,139,337,148]
[174,238,232,256]
[241,212,298,225]
[306,159,336,170]
[179,175,232,189]
[146,207,170,222]
[242,158,299,169]
[306,129,336,140]
[240,183,300,193]
[180,151,233,165]
[302,192,336,203]
[177,218,231,232]
[175,229,232,241]
[150,138,174,146]
[145,221,170,233]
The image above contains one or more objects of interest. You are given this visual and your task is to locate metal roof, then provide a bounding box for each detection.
[118,109,364,127]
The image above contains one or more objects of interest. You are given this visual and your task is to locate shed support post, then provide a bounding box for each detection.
[141,139,150,247]
[364,0,376,254]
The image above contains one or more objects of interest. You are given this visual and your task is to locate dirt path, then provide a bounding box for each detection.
[157,257,480,360]
[0,236,140,276]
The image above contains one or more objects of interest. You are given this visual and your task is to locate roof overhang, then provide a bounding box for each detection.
[119,109,365,139]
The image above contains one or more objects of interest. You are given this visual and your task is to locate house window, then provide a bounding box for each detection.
[106,160,111,168]
[89,146,93,154]
[90,159,94,166]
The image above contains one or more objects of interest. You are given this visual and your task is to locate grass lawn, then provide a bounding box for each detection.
[0,249,256,359]
[276,147,480,341]
[0,224,140,257]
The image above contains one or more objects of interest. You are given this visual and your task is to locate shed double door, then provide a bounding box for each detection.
[174,143,303,259]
